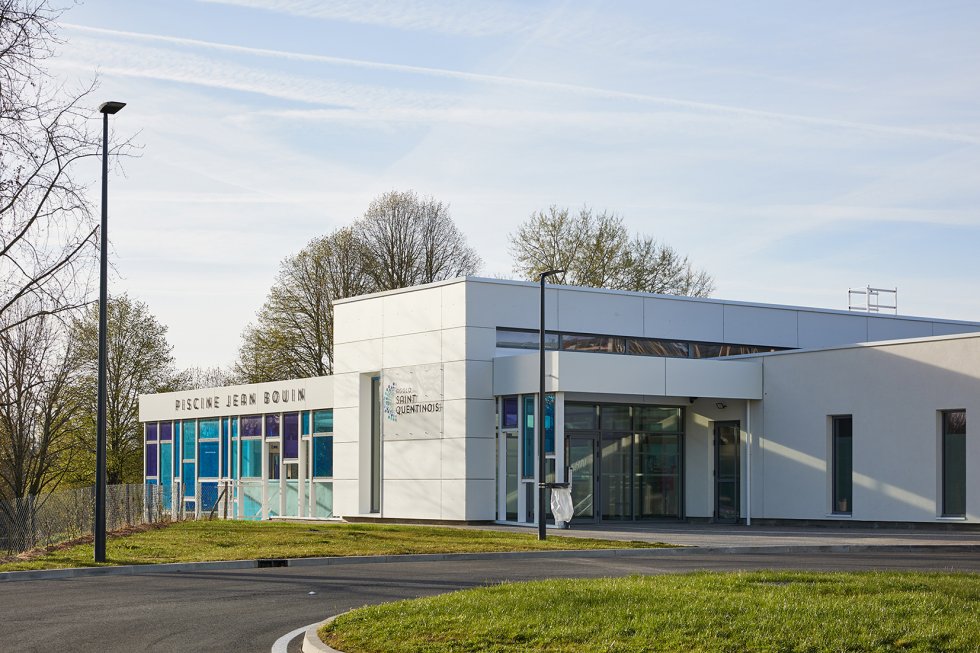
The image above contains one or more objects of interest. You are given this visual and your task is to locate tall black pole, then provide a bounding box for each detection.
[95,101,124,563]
[95,110,109,563]
[537,269,563,541]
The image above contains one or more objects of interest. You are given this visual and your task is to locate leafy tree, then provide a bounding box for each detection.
[236,192,481,383]
[178,365,235,390]
[67,294,179,485]
[509,205,714,297]
[0,1,129,333]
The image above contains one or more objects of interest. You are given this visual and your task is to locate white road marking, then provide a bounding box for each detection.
[271,622,318,653]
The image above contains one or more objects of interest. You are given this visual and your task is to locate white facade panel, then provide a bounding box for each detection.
[334,298,383,345]
[383,439,442,480]
[664,358,762,400]
[724,305,798,347]
[383,287,443,337]
[797,311,867,348]
[867,318,933,342]
[643,297,724,342]
[381,331,443,368]
[556,289,644,336]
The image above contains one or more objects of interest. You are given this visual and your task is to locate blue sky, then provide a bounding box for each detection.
[52,0,980,368]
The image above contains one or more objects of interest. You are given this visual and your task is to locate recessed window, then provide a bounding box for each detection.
[942,410,966,517]
[832,416,853,515]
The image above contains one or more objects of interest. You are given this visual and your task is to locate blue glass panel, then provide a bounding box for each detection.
[146,423,158,442]
[545,393,555,454]
[241,439,262,478]
[313,436,333,477]
[159,421,172,441]
[502,396,518,429]
[301,411,310,436]
[182,463,195,497]
[146,478,157,485]
[199,418,219,440]
[145,443,158,477]
[198,441,219,478]
[242,415,262,437]
[182,420,196,460]
[221,418,229,477]
[231,439,237,479]
[283,413,299,459]
[200,482,219,511]
[523,396,535,478]
[313,410,333,433]
[265,413,280,438]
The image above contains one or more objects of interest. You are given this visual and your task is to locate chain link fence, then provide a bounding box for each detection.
[0,484,167,556]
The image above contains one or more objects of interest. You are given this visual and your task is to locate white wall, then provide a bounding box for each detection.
[754,335,980,523]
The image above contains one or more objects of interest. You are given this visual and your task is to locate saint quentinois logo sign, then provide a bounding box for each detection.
[381,363,444,439]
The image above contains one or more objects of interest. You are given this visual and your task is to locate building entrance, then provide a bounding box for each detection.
[565,403,683,522]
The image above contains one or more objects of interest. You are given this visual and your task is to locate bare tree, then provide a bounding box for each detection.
[357,190,482,289]
[509,205,714,297]
[236,227,373,383]
[178,365,235,390]
[0,1,129,333]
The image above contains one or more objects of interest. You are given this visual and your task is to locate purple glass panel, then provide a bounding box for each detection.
[241,415,262,437]
[146,423,158,442]
[283,412,299,459]
[145,443,158,476]
[502,396,518,429]
[265,413,280,438]
[159,421,172,441]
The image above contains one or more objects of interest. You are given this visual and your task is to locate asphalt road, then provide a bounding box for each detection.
[2,549,979,653]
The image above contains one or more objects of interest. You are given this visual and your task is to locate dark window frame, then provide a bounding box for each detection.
[831,415,853,515]
[941,409,966,517]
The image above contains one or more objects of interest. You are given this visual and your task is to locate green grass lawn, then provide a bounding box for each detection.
[0,520,663,572]
[321,571,980,653]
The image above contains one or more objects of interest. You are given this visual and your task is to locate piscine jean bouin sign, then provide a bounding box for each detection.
[382,363,444,439]
[174,386,307,412]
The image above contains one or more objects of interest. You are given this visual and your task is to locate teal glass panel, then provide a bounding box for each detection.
[160,443,173,511]
[313,410,334,433]
[173,421,181,471]
[523,395,535,478]
[182,463,195,497]
[198,441,219,478]
[221,418,229,477]
[545,393,555,454]
[182,420,196,460]
[199,418,219,440]
[302,411,310,436]
[267,483,280,518]
[314,482,333,518]
[313,436,333,477]
[285,481,298,516]
[241,439,262,478]
[231,438,238,479]
[242,483,262,520]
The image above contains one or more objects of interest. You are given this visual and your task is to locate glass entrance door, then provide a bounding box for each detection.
[714,421,740,523]
[566,435,598,523]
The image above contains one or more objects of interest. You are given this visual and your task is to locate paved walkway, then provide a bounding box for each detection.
[472,521,980,548]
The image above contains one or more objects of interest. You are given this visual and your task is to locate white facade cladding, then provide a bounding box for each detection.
[140,277,980,525]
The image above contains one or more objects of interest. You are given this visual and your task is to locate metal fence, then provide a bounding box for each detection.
[0,484,168,556]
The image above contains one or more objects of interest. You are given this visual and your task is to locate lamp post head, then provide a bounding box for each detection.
[99,101,126,115]
[539,269,565,282]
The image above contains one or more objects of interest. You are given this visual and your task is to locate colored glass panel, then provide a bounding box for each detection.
[241,439,262,478]
[523,395,535,478]
[314,483,333,518]
[200,482,219,511]
[313,436,333,477]
[199,419,219,440]
[283,412,299,459]
[182,420,196,459]
[160,443,173,510]
[182,463,195,497]
[313,410,333,433]
[145,443,158,477]
[146,423,158,442]
[231,438,238,479]
[265,414,280,438]
[502,396,518,429]
[241,415,262,437]
[221,418,229,477]
[302,411,310,436]
[198,441,219,478]
[545,393,555,454]
[159,421,172,441]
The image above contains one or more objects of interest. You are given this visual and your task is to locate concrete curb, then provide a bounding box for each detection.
[3,543,980,582]
[303,615,344,653]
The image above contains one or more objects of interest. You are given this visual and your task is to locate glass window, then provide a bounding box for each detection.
[265,414,280,439]
[496,328,559,350]
[159,421,172,441]
[198,419,219,440]
[283,412,299,459]
[241,415,262,437]
[301,411,310,436]
[544,394,555,454]
[636,406,682,433]
[145,443,158,477]
[942,410,966,517]
[173,422,181,475]
[505,432,519,521]
[198,441,219,478]
[561,333,625,353]
[691,343,725,358]
[182,462,195,497]
[240,439,262,478]
[627,338,689,358]
[146,423,158,442]
[600,405,631,431]
[221,418,229,478]
[313,436,333,477]
[523,395,535,478]
[832,416,853,514]
[313,410,334,433]
[182,420,196,460]
[501,396,519,430]
[565,403,597,431]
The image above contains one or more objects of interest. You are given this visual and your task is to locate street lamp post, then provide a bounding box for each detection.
[95,101,125,563]
[538,269,564,541]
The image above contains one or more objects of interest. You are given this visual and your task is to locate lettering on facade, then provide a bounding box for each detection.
[383,384,442,420]
[174,387,306,413]
[382,364,444,439]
